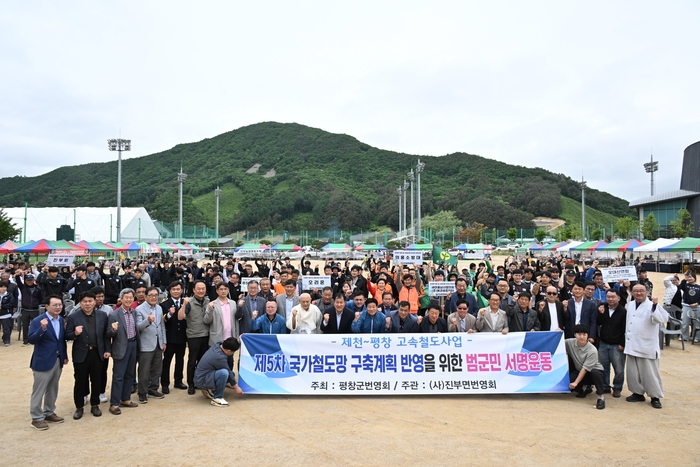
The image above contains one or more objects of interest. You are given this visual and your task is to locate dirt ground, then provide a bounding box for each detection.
[2,258,699,466]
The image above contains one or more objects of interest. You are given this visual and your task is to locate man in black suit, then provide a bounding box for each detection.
[537,285,567,333]
[565,281,598,342]
[320,293,354,334]
[65,291,111,419]
[161,281,188,393]
[387,301,420,333]
[418,303,447,333]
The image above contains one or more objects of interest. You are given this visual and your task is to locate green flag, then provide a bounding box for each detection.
[432,244,458,266]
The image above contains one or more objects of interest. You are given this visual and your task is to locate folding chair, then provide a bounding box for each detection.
[691,315,700,345]
[659,306,684,350]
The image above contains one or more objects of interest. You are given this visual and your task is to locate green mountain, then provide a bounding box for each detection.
[0,122,633,233]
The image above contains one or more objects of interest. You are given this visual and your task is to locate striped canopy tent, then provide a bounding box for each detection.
[271,243,302,251]
[185,244,201,252]
[175,243,193,251]
[123,241,142,251]
[617,239,647,251]
[586,240,608,251]
[73,240,115,252]
[321,243,351,251]
[632,238,679,252]
[106,242,126,251]
[149,242,162,253]
[235,243,270,252]
[0,240,21,253]
[405,243,433,250]
[138,242,157,254]
[517,242,541,252]
[556,241,584,252]
[14,239,76,253]
[455,243,489,251]
[353,243,388,251]
[50,239,84,252]
[598,239,627,251]
[659,237,700,252]
[529,242,549,251]
[157,242,176,251]
[542,241,568,251]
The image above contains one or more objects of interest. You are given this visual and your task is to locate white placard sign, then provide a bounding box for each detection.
[460,252,485,260]
[302,275,331,290]
[601,266,638,283]
[429,281,457,297]
[241,277,264,288]
[393,250,423,265]
[46,254,74,266]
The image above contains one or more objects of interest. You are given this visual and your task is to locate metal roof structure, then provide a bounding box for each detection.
[629,189,700,208]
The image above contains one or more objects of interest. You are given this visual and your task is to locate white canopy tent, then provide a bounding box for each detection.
[633,238,680,252]
[556,241,584,252]
[3,207,161,243]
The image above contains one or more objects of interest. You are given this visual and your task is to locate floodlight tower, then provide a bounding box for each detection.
[416,159,425,241]
[178,166,188,242]
[643,155,659,196]
[580,177,587,240]
[397,187,403,235]
[402,179,408,236]
[108,138,131,242]
[215,186,222,244]
[408,169,415,240]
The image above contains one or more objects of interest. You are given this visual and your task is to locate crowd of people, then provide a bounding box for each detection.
[0,251,685,430]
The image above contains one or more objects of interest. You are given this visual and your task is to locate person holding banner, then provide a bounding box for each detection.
[446,299,476,333]
[351,298,387,334]
[476,293,508,334]
[287,293,322,334]
[565,324,606,410]
[320,293,354,334]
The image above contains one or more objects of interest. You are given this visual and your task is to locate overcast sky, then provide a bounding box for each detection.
[1,1,698,203]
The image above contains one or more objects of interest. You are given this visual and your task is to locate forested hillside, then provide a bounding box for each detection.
[0,122,634,233]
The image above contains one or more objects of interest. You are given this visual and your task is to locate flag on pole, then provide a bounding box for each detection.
[432,244,458,266]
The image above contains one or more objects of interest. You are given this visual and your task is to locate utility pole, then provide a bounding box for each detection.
[178,166,188,242]
[580,177,587,240]
[215,186,222,245]
[416,159,424,241]
[397,187,403,236]
[408,169,415,240]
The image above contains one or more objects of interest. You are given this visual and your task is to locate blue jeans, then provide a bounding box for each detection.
[598,341,625,390]
[213,369,229,399]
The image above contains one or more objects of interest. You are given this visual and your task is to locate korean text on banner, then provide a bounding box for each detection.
[238,332,570,395]
[393,250,423,265]
[241,277,264,289]
[302,275,331,290]
[46,254,75,266]
[600,266,638,283]
[428,281,456,297]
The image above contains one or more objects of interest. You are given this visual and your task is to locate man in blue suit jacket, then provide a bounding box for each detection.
[565,282,598,342]
[28,295,68,430]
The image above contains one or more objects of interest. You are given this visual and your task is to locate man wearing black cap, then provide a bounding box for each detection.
[65,266,96,302]
[559,269,578,302]
[637,268,653,296]
[37,266,66,297]
[16,270,44,346]
[98,262,123,305]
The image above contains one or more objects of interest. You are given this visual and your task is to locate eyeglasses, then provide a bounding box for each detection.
[457,306,468,310]
[546,292,558,296]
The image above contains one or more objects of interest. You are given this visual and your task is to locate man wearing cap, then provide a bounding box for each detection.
[16,270,44,346]
[65,266,96,302]
[559,269,578,302]
[637,268,654,296]
[85,262,102,287]
[98,262,123,305]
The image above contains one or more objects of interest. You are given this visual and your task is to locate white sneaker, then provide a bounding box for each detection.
[201,389,214,400]
[211,398,228,407]
[99,393,108,403]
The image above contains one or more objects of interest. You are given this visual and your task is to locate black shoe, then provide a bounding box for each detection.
[650,398,662,409]
[138,396,148,404]
[131,386,137,394]
[73,407,84,420]
[584,386,593,396]
[187,386,195,395]
[575,390,587,398]
[626,393,646,402]
[174,382,187,390]
[602,388,611,394]
[148,390,165,399]
[162,386,170,395]
[596,399,605,410]
[91,405,102,417]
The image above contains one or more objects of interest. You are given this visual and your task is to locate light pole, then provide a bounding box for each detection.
[643,155,658,196]
[178,166,187,242]
[408,169,415,240]
[402,179,408,237]
[397,187,403,236]
[580,177,587,240]
[215,186,222,245]
[108,138,131,242]
[416,159,424,241]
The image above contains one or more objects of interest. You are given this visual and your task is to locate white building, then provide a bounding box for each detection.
[3,207,161,243]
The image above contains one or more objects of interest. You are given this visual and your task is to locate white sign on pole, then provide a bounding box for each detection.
[428,281,457,297]
[302,275,331,290]
[601,266,638,283]
[393,250,423,265]
[46,254,75,266]
[241,277,263,289]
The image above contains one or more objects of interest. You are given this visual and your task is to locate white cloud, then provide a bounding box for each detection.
[1,0,698,202]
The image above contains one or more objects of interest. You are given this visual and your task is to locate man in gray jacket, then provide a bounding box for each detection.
[178,280,210,395]
[135,286,167,403]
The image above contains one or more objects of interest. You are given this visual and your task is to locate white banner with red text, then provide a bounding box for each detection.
[238,331,570,395]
